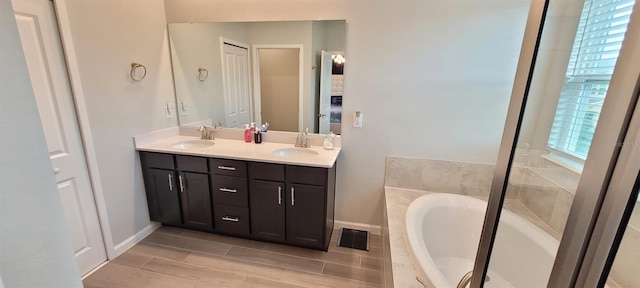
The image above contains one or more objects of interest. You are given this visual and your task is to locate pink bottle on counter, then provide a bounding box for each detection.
[244,124,252,142]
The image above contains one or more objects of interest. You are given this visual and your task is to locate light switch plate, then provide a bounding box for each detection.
[353,111,363,128]
[166,102,175,118]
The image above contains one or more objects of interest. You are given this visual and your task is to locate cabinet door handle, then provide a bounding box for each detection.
[219,187,237,193]
[222,216,239,222]
[217,166,236,171]
[291,187,295,206]
[178,174,185,193]
[168,174,174,191]
[278,186,282,205]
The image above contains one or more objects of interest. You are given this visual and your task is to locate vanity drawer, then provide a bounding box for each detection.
[213,204,250,236]
[211,175,248,207]
[176,155,208,173]
[142,152,174,170]
[209,159,247,177]
[249,162,285,181]
[287,165,327,186]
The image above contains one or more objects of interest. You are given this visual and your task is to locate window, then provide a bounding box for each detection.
[547,0,635,159]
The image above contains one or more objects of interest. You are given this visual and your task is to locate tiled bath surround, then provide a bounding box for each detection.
[385,154,640,287]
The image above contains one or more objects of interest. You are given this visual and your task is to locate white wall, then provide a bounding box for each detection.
[0,0,82,286]
[165,0,530,225]
[169,22,250,126]
[64,0,177,246]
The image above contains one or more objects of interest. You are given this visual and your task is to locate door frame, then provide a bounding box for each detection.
[471,0,640,287]
[252,44,304,131]
[49,0,115,261]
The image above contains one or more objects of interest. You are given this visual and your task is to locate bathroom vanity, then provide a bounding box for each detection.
[136,132,340,251]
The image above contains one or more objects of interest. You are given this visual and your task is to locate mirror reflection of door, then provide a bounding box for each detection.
[222,42,251,128]
[255,48,301,132]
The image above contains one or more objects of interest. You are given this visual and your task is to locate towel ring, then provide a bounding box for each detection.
[130,63,147,81]
[198,67,209,81]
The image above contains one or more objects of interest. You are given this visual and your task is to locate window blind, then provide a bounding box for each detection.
[548,0,635,159]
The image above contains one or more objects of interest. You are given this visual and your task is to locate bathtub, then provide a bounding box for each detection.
[405,193,558,288]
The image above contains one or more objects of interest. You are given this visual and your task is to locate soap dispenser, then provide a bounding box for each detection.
[244,124,252,142]
[323,132,335,150]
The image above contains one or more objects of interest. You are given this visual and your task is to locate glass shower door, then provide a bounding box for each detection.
[468,0,639,287]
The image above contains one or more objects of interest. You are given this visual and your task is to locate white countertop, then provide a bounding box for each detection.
[135,135,340,168]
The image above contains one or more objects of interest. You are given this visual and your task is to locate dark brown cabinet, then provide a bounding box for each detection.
[140,152,213,231]
[250,179,286,242]
[249,162,335,250]
[140,151,336,251]
[179,172,212,231]
[147,169,182,225]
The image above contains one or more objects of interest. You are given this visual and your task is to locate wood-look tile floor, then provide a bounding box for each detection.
[84,226,382,288]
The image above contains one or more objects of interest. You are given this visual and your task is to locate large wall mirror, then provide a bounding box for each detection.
[168,20,346,134]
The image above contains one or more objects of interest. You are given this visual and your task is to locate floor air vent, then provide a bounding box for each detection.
[337,228,369,251]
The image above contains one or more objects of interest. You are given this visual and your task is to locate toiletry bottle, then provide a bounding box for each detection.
[323,132,335,150]
[250,122,256,134]
[254,129,262,144]
[244,124,252,143]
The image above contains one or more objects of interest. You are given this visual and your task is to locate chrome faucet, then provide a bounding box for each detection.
[295,128,311,148]
[197,126,215,140]
[456,271,490,288]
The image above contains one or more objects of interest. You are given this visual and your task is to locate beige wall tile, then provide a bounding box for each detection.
[610,226,640,288]
[140,258,245,286]
[385,157,424,189]
[421,159,462,193]
[184,251,285,281]
[460,163,494,197]
[520,185,559,224]
[549,189,574,236]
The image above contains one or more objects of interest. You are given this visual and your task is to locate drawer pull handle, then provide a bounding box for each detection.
[217,166,236,171]
[291,187,295,206]
[178,174,185,192]
[219,187,237,193]
[168,174,174,191]
[222,216,239,222]
[278,186,282,205]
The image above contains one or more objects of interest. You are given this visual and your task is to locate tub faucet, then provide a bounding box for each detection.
[456,271,490,288]
[197,126,215,140]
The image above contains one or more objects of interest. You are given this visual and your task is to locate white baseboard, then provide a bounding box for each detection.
[334,220,381,235]
[111,222,160,258]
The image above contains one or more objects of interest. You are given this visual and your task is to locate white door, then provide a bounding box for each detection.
[12,0,107,275]
[318,51,334,134]
[222,43,251,128]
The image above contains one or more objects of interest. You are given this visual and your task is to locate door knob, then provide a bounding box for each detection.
[317,113,326,117]
[53,168,61,174]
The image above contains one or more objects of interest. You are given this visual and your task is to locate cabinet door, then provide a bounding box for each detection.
[148,169,182,225]
[250,180,285,242]
[179,172,213,231]
[286,184,325,248]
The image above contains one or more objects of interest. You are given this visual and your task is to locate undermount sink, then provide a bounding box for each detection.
[171,139,215,149]
[272,147,319,157]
